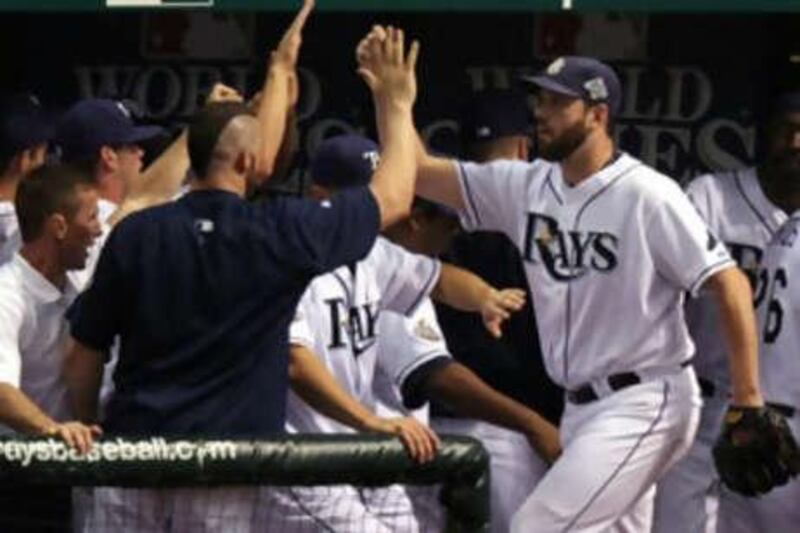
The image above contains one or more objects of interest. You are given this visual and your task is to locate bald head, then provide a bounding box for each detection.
[188,102,262,180]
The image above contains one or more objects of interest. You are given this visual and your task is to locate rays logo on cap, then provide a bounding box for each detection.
[116,101,132,118]
[362,150,380,171]
[583,77,609,101]
[546,57,566,75]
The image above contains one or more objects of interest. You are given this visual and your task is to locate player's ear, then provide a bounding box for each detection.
[99,145,118,172]
[47,212,69,241]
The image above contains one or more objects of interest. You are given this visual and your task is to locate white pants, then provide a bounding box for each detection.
[80,487,258,532]
[717,415,800,533]
[431,418,548,533]
[257,485,421,533]
[511,366,701,533]
[652,387,727,533]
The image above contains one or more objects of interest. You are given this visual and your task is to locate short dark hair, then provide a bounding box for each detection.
[15,163,94,243]
[188,102,254,179]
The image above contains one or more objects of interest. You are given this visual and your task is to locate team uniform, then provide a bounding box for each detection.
[453,152,731,531]
[716,213,800,533]
[258,236,446,533]
[0,253,84,527]
[69,185,381,532]
[0,201,19,265]
[652,168,786,533]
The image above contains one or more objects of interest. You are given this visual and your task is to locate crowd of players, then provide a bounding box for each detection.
[0,1,798,531]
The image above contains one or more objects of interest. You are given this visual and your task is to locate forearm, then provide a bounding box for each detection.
[426,362,550,435]
[110,131,189,227]
[64,341,105,423]
[369,99,416,227]
[413,133,465,211]
[256,64,293,178]
[431,263,493,312]
[711,267,763,406]
[289,345,376,431]
[0,383,57,435]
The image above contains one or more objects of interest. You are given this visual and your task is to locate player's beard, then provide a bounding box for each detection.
[537,119,591,162]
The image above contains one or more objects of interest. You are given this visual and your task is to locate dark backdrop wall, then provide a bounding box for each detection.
[1,11,798,186]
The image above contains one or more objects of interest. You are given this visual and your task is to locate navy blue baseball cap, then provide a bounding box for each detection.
[0,93,54,156]
[56,99,164,162]
[310,134,380,189]
[460,90,532,144]
[521,56,622,116]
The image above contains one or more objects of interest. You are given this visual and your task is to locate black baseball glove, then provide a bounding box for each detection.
[712,405,800,497]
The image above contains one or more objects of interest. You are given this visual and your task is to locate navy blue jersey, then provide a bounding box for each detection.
[69,187,379,437]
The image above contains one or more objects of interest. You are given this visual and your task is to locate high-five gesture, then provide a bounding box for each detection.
[271,0,314,72]
[356,25,420,108]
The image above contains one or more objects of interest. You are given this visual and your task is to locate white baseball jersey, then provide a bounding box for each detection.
[684,168,787,390]
[756,212,800,410]
[0,254,83,424]
[373,297,452,423]
[287,236,441,434]
[715,212,800,533]
[0,200,20,265]
[456,152,734,388]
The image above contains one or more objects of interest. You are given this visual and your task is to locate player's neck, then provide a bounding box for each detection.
[191,171,246,198]
[757,165,800,215]
[19,242,67,291]
[561,135,615,187]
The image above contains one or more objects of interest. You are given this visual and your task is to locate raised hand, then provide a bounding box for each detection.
[355,25,420,108]
[271,0,314,72]
[481,288,527,338]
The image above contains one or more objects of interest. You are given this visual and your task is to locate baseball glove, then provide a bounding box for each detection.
[712,405,800,497]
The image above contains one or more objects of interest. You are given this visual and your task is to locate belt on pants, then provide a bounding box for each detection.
[567,360,691,405]
[697,376,716,398]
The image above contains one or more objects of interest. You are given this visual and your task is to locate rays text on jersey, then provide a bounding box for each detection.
[523,212,618,281]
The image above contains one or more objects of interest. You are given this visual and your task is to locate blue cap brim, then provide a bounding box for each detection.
[122,125,165,145]
[519,75,582,99]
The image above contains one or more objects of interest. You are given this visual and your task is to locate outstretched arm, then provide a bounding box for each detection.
[255,0,313,180]
[423,362,560,464]
[357,26,465,211]
[432,263,526,338]
[356,26,420,228]
[290,344,439,463]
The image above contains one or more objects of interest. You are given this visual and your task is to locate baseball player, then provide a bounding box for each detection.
[359,31,767,531]
[64,14,422,531]
[430,89,564,533]
[0,93,53,264]
[259,133,527,532]
[713,92,800,533]
[0,164,102,529]
[652,94,797,532]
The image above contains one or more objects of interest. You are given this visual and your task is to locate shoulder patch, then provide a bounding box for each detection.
[413,317,441,342]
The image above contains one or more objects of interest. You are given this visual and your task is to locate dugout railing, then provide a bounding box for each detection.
[0,434,490,532]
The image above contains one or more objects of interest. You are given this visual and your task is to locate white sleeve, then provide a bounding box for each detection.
[288,289,315,350]
[372,239,441,316]
[647,183,734,295]
[376,299,452,391]
[0,295,23,387]
[684,175,714,223]
[456,159,529,236]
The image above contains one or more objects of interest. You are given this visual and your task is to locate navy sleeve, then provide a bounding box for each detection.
[400,356,453,410]
[68,227,126,354]
[278,186,381,275]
